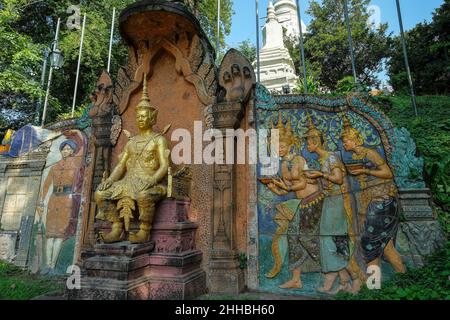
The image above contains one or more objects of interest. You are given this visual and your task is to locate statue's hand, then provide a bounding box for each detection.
[98,178,113,191]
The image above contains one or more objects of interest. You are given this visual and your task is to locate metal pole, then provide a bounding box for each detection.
[295,0,308,93]
[256,0,261,83]
[343,0,358,84]
[395,0,418,117]
[71,14,87,117]
[41,18,61,127]
[216,0,221,61]
[107,8,116,73]
[34,49,48,125]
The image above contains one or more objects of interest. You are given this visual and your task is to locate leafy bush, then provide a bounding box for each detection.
[335,241,450,300]
[387,95,450,215]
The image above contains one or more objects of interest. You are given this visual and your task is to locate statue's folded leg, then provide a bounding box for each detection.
[95,189,125,243]
[129,188,165,244]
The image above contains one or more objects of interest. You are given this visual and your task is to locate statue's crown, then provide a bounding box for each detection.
[136,73,157,112]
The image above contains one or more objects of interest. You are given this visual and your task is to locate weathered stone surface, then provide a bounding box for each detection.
[0,232,17,262]
[70,198,206,300]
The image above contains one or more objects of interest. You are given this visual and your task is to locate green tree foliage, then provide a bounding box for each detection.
[290,0,391,91]
[0,0,234,132]
[387,95,450,211]
[0,1,49,129]
[236,39,256,63]
[388,0,450,95]
[187,0,234,57]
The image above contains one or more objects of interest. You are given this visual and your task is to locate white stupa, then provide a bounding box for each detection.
[274,0,307,39]
[259,2,298,93]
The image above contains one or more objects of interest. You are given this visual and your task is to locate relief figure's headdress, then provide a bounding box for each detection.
[341,114,364,146]
[272,111,300,148]
[304,113,322,139]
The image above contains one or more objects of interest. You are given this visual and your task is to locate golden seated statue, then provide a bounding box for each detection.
[95,75,170,244]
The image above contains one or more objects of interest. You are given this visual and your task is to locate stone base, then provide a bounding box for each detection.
[68,242,154,300]
[397,221,446,267]
[396,188,446,268]
[69,199,206,300]
[208,250,245,294]
[398,188,434,220]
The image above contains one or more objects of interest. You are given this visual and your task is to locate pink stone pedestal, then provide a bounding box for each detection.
[68,199,206,300]
[148,199,206,300]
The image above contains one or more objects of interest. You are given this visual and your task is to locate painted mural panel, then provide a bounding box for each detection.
[256,87,406,296]
[28,130,88,275]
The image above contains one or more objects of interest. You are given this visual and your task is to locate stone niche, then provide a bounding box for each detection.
[112,0,218,271]
[73,0,258,299]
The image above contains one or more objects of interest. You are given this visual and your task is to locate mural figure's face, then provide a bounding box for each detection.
[0,240,9,258]
[136,109,154,130]
[61,144,75,159]
[278,141,290,158]
[343,137,357,151]
[306,136,320,153]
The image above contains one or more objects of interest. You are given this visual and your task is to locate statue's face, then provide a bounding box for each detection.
[343,136,356,151]
[61,144,75,159]
[136,109,153,130]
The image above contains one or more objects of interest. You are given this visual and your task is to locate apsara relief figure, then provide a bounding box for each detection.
[303,116,360,294]
[342,116,406,273]
[261,113,324,289]
[95,75,171,244]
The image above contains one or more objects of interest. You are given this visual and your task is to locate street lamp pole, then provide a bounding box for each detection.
[296,0,308,93]
[343,0,358,85]
[41,18,62,127]
[255,0,261,83]
[216,0,221,62]
[71,14,87,117]
[395,0,418,117]
[107,8,116,73]
[34,49,49,125]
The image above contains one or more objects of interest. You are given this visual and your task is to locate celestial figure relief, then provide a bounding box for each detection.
[38,140,80,272]
[342,116,406,274]
[261,113,324,289]
[303,116,359,294]
[95,75,171,244]
[260,110,405,295]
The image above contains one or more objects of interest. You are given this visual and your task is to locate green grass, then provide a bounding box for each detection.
[0,262,64,300]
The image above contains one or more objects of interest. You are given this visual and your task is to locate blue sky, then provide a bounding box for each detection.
[226,0,445,48]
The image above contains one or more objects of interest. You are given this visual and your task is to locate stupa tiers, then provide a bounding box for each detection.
[259,2,299,93]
